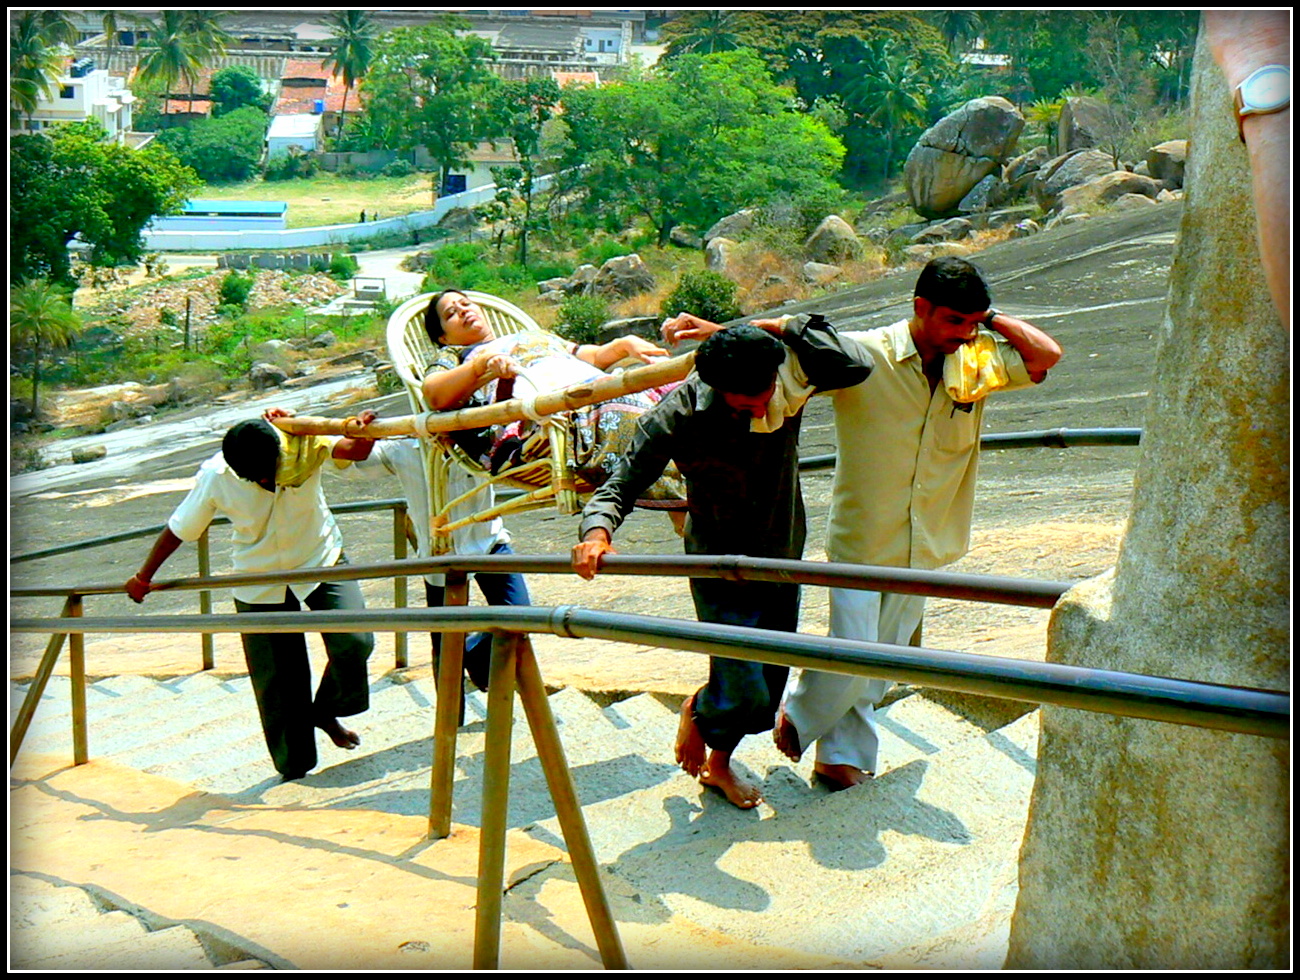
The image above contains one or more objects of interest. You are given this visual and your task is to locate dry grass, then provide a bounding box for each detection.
[194,173,436,228]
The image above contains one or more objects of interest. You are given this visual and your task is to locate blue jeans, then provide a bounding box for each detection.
[689,577,798,754]
[425,541,530,690]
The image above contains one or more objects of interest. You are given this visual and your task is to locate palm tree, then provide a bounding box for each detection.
[136,11,231,117]
[844,38,929,185]
[10,11,67,130]
[180,11,233,113]
[35,10,79,48]
[661,11,743,58]
[934,11,983,56]
[11,280,82,418]
[134,12,201,118]
[322,11,378,140]
[100,9,121,72]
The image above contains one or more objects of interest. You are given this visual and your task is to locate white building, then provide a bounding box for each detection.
[266,113,324,160]
[14,57,137,143]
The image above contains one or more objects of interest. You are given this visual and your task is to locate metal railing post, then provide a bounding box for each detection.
[393,502,409,669]
[516,636,628,969]
[474,631,519,970]
[428,570,470,840]
[69,593,88,765]
[197,528,215,670]
[10,596,75,767]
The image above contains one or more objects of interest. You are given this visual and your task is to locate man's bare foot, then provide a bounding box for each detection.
[318,717,361,750]
[675,694,706,777]
[700,751,763,809]
[813,762,872,791]
[773,707,803,762]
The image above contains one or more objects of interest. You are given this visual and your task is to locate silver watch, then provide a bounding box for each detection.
[1234,64,1289,143]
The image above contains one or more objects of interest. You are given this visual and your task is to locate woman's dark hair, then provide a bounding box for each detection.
[423,289,468,345]
[222,419,280,485]
[694,325,786,396]
[913,256,991,314]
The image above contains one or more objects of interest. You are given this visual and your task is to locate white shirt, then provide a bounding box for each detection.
[168,450,346,604]
[346,438,509,586]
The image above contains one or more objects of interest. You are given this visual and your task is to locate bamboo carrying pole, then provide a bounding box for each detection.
[271,352,696,439]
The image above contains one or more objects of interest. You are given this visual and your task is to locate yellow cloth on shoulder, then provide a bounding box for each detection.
[943,332,1010,403]
[274,429,338,487]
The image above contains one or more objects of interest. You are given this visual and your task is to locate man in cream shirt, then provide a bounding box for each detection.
[776,257,1062,789]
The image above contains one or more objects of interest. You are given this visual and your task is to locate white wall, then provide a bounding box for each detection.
[141,173,557,251]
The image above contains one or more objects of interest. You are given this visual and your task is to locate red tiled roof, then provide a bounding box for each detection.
[553,71,599,89]
[276,71,360,115]
[163,98,214,116]
[281,59,335,83]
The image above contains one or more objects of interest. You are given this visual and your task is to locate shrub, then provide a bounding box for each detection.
[659,270,741,324]
[555,294,611,345]
[381,159,417,178]
[219,271,254,309]
[578,238,633,267]
[328,253,359,280]
[264,151,319,182]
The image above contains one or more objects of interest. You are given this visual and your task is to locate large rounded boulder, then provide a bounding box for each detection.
[1057,96,1127,154]
[905,97,1024,219]
[1033,149,1118,213]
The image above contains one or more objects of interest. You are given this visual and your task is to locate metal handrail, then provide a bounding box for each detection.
[9,553,1071,607]
[8,427,1145,565]
[10,605,1287,741]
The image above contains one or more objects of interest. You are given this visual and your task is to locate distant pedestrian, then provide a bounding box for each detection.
[359,209,366,223]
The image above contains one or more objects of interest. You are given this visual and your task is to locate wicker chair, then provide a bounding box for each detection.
[386,291,595,554]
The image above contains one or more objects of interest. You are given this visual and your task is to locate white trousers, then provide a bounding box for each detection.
[782,588,927,773]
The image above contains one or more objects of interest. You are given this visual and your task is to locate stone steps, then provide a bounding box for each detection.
[10,873,263,970]
[11,669,1038,968]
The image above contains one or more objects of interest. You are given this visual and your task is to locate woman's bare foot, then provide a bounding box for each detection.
[813,762,872,791]
[773,707,803,762]
[317,717,361,750]
[675,694,706,777]
[700,750,763,808]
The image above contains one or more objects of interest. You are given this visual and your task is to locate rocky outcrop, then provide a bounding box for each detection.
[703,209,758,244]
[1056,170,1162,214]
[705,237,737,276]
[1057,96,1126,154]
[1145,140,1188,189]
[1007,35,1288,970]
[905,97,1024,219]
[590,253,655,299]
[804,215,863,264]
[1033,149,1118,213]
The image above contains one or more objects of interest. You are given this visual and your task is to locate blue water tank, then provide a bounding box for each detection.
[313,99,325,114]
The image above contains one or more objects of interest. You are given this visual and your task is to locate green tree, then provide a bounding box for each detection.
[10,279,82,417]
[484,76,562,267]
[841,37,930,185]
[155,106,268,183]
[10,11,67,129]
[136,10,232,116]
[135,11,202,118]
[361,20,498,199]
[210,65,270,116]
[322,10,378,140]
[930,11,983,56]
[558,50,844,245]
[10,120,200,287]
[660,11,745,57]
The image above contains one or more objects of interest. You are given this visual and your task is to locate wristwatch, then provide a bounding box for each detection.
[982,308,1001,328]
[1234,64,1289,143]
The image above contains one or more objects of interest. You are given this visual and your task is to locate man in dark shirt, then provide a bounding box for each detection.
[572,313,872,807]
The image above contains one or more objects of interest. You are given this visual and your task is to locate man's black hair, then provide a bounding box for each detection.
[424,288,468,345]
[914,256,991,314]
[222,419,280,485]
[695,325,786,396]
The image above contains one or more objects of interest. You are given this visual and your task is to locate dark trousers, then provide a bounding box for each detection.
[235,576,374,777]
[424,541,531,690]
[689,577,798,754]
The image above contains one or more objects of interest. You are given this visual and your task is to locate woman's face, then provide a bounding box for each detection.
[435,292,494,347]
